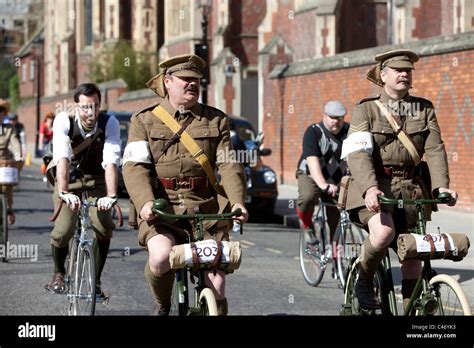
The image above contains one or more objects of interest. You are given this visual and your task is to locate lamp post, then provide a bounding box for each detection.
[197,0,211,104]
[32,37,43,157]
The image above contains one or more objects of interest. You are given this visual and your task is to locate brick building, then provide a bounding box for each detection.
[14,0,474,210]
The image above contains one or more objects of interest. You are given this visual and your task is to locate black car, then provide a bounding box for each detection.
[112,111,278,217]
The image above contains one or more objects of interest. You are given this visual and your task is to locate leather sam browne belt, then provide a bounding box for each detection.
[383,166,415,179]
[158,176,208,190]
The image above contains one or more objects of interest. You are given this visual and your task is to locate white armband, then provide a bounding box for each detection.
[341,131,374,159]
[122,141,152,165]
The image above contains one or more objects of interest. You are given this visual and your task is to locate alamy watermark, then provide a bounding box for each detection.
[216,148,257,167]
[0,242,38,262]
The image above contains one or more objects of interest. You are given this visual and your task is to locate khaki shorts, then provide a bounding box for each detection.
[350,206,410,251]
[138,218,230,250]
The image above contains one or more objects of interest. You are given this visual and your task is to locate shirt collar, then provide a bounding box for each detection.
[161,97,202,121]
[380,89,411,103]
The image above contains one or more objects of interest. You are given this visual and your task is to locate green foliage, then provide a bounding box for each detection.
[0,58,17,99]
[8,74,21,111]
[90,40,155,91]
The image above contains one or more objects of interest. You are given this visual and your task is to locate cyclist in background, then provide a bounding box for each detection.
[295,100,349,244]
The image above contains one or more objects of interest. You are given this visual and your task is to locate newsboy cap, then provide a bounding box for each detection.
[367,49,419,87]
[147,54,206,97]
[324,100,347,117]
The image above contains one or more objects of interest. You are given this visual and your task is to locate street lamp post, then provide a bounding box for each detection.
[197,0,211,104]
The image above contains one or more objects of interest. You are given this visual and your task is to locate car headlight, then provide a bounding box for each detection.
[263,170,276,184]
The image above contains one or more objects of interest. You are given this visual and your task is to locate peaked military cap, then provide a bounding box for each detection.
[324,100,346,117]
[367,49,419,87]
[147,54,206,97]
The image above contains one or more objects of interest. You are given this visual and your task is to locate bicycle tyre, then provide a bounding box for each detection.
[0,194,8,263]
[66,236,79,315]
[335,222,365,288]
[428,274,471,316]
[299,220,326,287]
[342,258,389,315]
[72,244,96,316]
[198,288,218,316]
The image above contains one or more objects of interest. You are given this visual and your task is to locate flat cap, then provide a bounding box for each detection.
[324,100,347,117]
[367,49,419,86]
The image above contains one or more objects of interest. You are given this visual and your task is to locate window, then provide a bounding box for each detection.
[84,0,92,46]
[21,63,26,82]
[167,0,191,38]
[30,60,35,80]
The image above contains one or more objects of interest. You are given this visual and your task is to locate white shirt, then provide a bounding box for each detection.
[52,111,122,168]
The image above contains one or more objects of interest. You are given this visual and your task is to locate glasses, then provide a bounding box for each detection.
[76,103,100,112]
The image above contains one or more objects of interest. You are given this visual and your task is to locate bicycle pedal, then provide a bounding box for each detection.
[44,284,66,295]
[340,304,353,316]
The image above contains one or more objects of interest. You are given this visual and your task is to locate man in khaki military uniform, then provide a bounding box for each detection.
[0,99,22,225]
[122,54,248,316]
[345,49,458,310]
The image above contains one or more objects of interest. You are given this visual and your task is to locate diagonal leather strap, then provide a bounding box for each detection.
[374,100,421,165]
[72,128,103,156]
[152,105,225,196]
[157,116,194,161]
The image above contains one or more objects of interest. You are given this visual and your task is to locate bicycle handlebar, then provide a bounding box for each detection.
[378,192,454,206]
[152,198,242,221]
[49,197,123,227]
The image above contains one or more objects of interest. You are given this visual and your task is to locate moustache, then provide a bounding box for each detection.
[185,86,198,93]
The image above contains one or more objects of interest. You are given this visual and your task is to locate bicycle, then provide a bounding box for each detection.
[152,198,242,316]
[341,193,472,316]
[299,198,366,288]
[50,190,123,315]
[0,160,20,263]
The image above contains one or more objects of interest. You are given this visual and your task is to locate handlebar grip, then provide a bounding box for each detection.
[437,192,454,204]
[153,198,168,211]
[113,203,123,227]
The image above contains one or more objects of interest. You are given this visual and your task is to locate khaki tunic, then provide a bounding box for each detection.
[0,124,22,209]
[346,89,449,225]
[123,98,246,246]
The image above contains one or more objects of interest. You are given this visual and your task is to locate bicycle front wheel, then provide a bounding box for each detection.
[335,223,365,288]
[72,244,96,316]
[299,221,326,287]
[1,194,8,263]
[66,236,79,315]
[198,288,218,316]
[427,274,471,316]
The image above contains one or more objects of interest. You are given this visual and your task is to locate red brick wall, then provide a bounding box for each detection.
[412,0,442,39]
[76,52,92,85]
[262,50,474,211]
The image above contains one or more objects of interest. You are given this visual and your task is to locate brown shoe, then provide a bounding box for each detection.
[355,278,381,310]
[7,210,15,225]
[47,272,66,294]
[151,303,170,316]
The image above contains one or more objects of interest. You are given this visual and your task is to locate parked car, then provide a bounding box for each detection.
[108,111,133,197]
[227,115,278,217]
[111,111,278,217]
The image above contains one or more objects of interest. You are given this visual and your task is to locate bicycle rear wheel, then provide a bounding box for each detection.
[72,244,96,316]
[1,194,8,263]
[335,222,365,288]
[299,219,326,286]
[198,288,218,316]
[427,274,471,316]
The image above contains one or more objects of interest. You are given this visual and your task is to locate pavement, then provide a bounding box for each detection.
[274,184,474,239]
